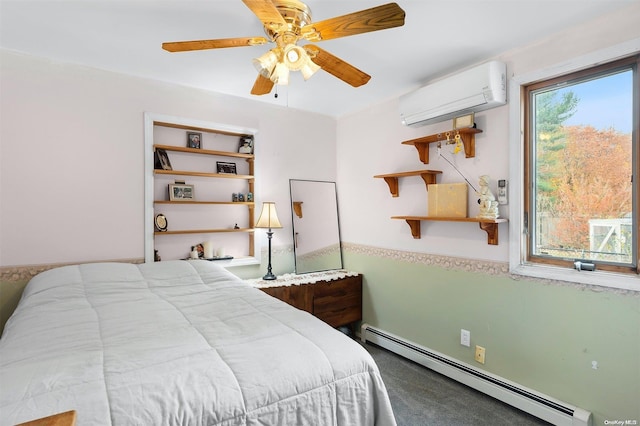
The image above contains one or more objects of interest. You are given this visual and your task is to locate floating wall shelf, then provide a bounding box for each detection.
[391,216,507,245]
[402,128,483,164]
[374,126,506,245]
[373,170,442,197]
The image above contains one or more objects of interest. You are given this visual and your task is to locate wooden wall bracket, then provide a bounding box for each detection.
[374,170,442,197]
[391,216,507,245]
[401,128,482,164]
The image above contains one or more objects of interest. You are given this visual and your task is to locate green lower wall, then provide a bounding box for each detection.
[343,248,640,426]
[0,279,28,336]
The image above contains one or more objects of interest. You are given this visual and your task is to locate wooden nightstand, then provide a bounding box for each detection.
[249,271,362,329]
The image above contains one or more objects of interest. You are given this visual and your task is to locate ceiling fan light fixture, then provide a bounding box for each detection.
[300,57,320,80]
[272,62,290,85]
[253,49,279,77]
[282,44,306,70]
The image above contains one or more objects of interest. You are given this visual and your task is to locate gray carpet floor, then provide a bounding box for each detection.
[363,342,552,426]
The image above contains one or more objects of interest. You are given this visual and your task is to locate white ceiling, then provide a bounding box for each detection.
[0,0,636,118]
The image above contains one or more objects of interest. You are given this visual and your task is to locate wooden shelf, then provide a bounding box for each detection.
[374,170,442,197]
[154,169,254,180]
[401,128,483,164]
[154,201,254,206]
[155,228,255,236]
[391,216,507,245]
[153,122,250,138]
[151,122,256,259]
[154,144,253,160]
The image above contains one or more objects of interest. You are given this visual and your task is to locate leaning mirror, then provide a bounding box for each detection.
[289,179,343,274]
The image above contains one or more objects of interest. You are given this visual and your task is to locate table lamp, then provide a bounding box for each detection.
[255,202,283,280]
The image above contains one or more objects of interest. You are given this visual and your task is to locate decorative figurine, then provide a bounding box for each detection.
[247,192,253,202]
[232,193,239,202]
[190,246,199,259]
[477,175,499,219]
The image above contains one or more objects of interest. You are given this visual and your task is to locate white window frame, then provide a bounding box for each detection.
[508,38,640,292]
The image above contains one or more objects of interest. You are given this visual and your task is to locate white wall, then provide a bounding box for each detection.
[0,51,336,267]
[337,3,640,262]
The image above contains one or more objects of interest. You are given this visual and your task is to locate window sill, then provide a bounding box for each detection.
[510,263,639,292]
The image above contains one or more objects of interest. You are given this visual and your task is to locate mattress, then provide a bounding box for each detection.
[0,261,396,425]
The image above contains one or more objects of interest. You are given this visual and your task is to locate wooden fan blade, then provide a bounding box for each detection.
[242,0,287,31]
[162,37,267,52]
[304,45,371,88]
[301,3,405,42]
[251,73,275,95]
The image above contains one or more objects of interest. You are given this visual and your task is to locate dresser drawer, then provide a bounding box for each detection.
[312,275,362,328]
[314,306,362,328]
[260,285,312,312]
[254,274,363,329]
[312,275,362,299]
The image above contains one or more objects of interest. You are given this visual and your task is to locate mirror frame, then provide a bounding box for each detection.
[289,179,343,274]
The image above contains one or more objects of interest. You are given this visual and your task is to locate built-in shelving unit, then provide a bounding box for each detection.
[375,127,507,245]
[144,113,259,264]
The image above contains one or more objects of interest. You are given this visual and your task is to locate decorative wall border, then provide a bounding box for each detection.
[341,242,638,296]
[0,258,144,284]
[342,242,509,275]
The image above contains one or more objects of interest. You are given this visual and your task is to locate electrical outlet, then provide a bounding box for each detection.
[460,329,471,347]
[475,346,486,364]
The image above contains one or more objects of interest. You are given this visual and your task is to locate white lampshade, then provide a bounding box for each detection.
[255,202,283,229]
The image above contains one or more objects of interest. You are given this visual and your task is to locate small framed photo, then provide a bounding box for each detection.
[216,161,237,174]
[169,183,195,201]
[154,148,172,170]
[238,136,254,154]
[187,132,202,149]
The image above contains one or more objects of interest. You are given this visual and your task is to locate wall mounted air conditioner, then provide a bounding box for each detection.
[399,60,507,127]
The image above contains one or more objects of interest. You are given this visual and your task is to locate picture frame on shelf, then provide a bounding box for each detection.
[187,132,202,149]
[217,161,237,174]
[169,183,195,201]
[154,148,172,170]
[238,136,254,154]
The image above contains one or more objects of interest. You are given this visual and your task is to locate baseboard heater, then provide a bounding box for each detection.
[361,324,592,426]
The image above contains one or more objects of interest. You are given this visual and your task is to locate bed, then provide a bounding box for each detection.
[0,261,396,425]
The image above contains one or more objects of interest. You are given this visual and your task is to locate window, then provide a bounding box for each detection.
[523,55,639,276]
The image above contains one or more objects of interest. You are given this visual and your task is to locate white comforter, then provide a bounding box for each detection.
[0,261,396,425]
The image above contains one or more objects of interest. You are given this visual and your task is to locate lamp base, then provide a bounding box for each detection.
[262,272,277,280]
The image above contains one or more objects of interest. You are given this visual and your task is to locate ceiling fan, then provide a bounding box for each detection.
[162,0,406,95]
